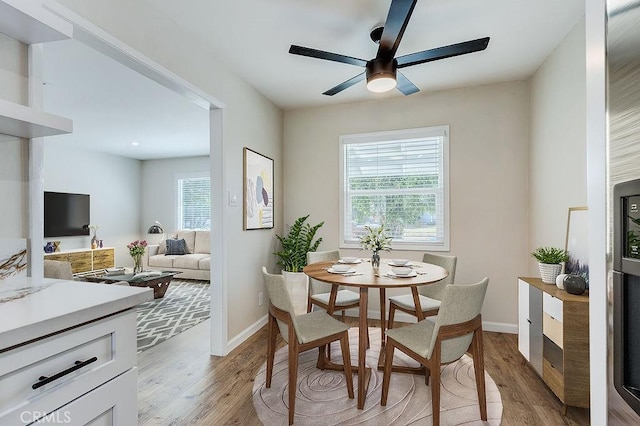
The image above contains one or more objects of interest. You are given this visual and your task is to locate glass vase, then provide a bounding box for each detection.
[133,255,143,274]
[371,251,380,268]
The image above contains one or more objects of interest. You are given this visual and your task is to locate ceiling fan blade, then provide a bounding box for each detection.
[323,72,366,96]
[396,37,490,68]
[396,71,419,95]
[377,0,418,60]
[289,45,367,67]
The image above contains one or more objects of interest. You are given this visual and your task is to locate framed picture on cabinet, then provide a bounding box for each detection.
[565,206,589,286]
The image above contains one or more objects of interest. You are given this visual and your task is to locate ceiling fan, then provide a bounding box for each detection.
[289,0,490,96]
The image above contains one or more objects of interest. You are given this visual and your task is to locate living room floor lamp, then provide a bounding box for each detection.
[147,221,164,240]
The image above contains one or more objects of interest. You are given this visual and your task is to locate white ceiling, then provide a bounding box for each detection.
[42,39,210,160]
[41,0,585,159]
[144,0,585,110]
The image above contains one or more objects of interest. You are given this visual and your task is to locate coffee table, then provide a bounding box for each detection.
[87,270,181,299]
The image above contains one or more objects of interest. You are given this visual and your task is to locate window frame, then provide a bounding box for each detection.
[339,125,450,252]
[175,171,211,231]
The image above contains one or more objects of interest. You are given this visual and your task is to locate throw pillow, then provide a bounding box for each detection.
[165,238,187,256]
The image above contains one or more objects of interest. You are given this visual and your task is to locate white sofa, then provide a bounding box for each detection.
[143,230,210,281]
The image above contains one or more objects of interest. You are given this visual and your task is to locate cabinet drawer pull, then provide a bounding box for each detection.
[32,357,98,389]
[527,319,532,324]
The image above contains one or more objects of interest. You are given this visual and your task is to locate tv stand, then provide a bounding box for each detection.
[44,247,115,274]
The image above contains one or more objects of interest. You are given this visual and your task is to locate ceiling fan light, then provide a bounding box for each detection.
[367,75,397,93]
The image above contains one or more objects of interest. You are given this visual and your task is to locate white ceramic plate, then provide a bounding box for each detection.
[386,270,418,278]
[328,267,356,274]
[388,260,413,267]
[339,258,362,264]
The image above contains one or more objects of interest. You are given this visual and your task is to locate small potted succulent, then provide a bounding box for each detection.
[531,247,569,284]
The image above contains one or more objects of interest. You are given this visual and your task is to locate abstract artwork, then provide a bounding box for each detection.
[244,148,274,230]
[565,207,589,286]
[0,238,27,281]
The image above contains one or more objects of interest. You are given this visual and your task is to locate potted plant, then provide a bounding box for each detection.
[274,215,324,314]
[531,246,569,284]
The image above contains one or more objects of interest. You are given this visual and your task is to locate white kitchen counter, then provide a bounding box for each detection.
[0,276,152,350]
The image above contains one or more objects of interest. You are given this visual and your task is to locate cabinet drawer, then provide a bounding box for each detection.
[543,312,564,348]
[543,357,565,403]
[44,253,69,262]
[68,252,92,273]
[31,369,137,425]
[0,310,136,425]
[543,292,563,322]
[93,249,115,270]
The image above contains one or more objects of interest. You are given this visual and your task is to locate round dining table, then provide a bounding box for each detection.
[303,259,448,409]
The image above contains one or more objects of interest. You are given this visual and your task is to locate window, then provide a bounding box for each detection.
[340,126,449,251]
[177,173,210,230]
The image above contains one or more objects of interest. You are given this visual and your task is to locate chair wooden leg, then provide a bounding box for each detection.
[266,314,277,388]
[388,303,396,330]
[472,329,488,421]
[288,342,299,426]
[341,309,345,322]
[380,340,396,406]
[317,344,327,370]
[431,344,442,426]
[340,334,355,399]
[307,298,312,313]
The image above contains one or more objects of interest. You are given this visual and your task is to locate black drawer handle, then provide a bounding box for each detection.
[527,319,532,324]
[32,357,98,390]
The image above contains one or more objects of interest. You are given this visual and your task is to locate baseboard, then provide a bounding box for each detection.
[226,314,268,354]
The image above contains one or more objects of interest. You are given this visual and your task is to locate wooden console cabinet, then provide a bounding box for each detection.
[45,248,115,274]
[518,277,590,413]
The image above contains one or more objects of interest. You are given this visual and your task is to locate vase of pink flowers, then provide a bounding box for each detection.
[127,240,147,274]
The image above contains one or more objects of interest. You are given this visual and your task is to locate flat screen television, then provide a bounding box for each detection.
[44,191,90,238]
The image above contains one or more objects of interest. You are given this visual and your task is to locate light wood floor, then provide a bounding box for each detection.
[137,318,590,425]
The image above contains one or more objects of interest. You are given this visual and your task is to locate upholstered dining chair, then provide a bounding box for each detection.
[381,278,489,426]
[387,253,457,329]
[262,267,354,425]
[306,250,361,320]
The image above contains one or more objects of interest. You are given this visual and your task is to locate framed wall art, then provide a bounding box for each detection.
[0,238,27,281]
[243,147,274,230]
[565,206,589,286]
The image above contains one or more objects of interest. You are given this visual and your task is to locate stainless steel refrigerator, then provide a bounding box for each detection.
[608,0,640,423]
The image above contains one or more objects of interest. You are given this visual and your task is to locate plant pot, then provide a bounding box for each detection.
[282,271,309,316]
[538,262,562,284]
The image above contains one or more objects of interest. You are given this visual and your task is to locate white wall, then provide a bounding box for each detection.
[283,81,529,330]
[141,155,209,240]
[528,18,587,274]
[43,144,142,267]
[54,0,284,341]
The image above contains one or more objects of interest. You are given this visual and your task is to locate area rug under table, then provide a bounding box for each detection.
[253,327,503,425]
[136,279,210,353]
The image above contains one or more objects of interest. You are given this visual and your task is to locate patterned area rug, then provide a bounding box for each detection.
[136,279,210,353]
[253,327,503,425]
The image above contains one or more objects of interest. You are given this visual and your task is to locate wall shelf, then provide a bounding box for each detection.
[0,0,72,44]
[0,98,72,138]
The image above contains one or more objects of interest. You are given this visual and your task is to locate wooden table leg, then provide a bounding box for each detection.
[379,288,386,342]
[357,287,370,409]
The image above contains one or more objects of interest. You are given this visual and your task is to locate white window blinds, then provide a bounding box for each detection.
[177,176,211,230]
[340,126,449,250]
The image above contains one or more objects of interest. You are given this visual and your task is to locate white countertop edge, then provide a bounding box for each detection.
[0,278,153,350]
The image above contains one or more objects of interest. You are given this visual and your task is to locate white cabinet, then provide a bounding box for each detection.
[0,309,139,425]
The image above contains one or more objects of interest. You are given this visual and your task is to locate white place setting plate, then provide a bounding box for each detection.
[327,267,357,274]
[386,270,418,278]
[388,260,413,267]
[338,257,362,264]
